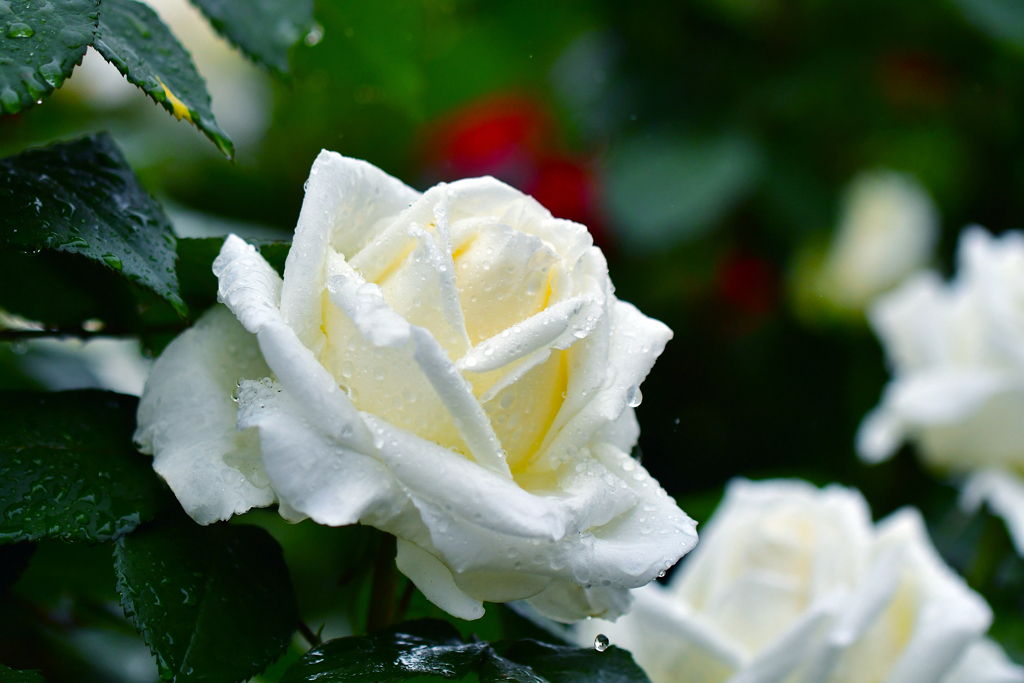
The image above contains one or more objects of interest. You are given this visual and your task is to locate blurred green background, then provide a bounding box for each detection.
[4,0,1024,675]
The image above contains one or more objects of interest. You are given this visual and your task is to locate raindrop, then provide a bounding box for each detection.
[304,25,324,46]
[594,634,609,652]
[626,385,642,408]
[6,23,34,38]
[102,253,122,271]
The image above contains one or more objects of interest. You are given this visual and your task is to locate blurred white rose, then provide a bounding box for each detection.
[793,170,939,316]
[578,479,1022,683]
[134,152,697,622]
[858,227,1024,553]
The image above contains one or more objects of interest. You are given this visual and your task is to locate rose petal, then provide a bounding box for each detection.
[326,261,509,476]
[876,509,993,683]
[350,186,472,359]
[527,579,632,623]
[531,298,673,471]
[236,379,404,527]
[941,639,1024,683]
[961,469,1024,556]
[134,306,274,524]
[396,538,486,620]
[280,151,420,352]
[213,235,283,335]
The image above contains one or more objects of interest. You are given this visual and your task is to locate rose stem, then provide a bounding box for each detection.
[366,533,398,633]
[297,620,320,647]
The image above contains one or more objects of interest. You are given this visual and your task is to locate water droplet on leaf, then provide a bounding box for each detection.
[594,634,609,652]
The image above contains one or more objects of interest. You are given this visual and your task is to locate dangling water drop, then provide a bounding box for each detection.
[626,385,642,408]
[594,634,609,652]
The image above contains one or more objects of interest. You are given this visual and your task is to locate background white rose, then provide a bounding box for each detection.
[857,226,1024,553]
[134,151,697,623]
[792,169,939,317]
[577,479,1023,683]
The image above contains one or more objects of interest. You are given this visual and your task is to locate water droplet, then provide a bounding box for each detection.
[626,385,643,408]
[594,634,609,652]
[7,23,34,38]
[102,253,122,271]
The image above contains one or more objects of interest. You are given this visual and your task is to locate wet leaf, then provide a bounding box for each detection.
[0,0,99,116]
[114,512,299,682]
[0,390,168,544]
[189,0,314,77]
[94,0,234,159]
[495,640,652,683]
[0,664,45,683]
[0,133,185,316]
[280,619,490,683]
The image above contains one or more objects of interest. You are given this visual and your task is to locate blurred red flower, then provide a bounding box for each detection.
[422,94,610,249]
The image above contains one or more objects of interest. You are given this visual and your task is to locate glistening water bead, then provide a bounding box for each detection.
[594,634,610,652]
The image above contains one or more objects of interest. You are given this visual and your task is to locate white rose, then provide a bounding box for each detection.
[134,151,697,622]
[793,170,938,315]
[577,479,1021,683]
[857,226,1024,553]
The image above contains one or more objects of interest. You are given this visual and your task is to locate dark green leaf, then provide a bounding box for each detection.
[93,0,234,159]
[188,0,314,77]
[0,390,168,544]
[0,0,99,115]
[280,619,490,683]
[498,641,651,683]
[0,249,141,331]
[479,655,547,683]
[0,664,45,683]
[114,513,299,682]
[0,134,185,315]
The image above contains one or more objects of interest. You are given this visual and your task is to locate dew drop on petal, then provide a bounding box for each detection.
[626,385,642,408]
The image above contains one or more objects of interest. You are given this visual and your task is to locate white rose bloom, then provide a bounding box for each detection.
[857,227,1024,553]
[134,152,697,622]
[794,170,938,315]
[577,479,1022,683]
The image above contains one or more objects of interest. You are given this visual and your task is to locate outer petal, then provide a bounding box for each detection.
[532,297,673,470]
[134,306,274,524]
[941,639,1024,683]
[279,151,420,352]
[575,583,744,683]
[856,370,1011,464]
[961,469,1024,555]
[215,236,374,451]
[876,509,992,683]
[236,378,404,527]
[526,580,632,623]
[396,539,485,620]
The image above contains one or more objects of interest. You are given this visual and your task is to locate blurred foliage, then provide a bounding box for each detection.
[5,0,1024,678]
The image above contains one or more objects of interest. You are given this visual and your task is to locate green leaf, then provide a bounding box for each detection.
[188,0,314,77]
[605,132,763,253]
[114,513,299,682]
[497,641,651,683]
[280,619,491,683]
[0,664,45,683]
[0,390,168,544]
[93,0,234,159]
[0,0,99,115]
[0,133,185,316]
